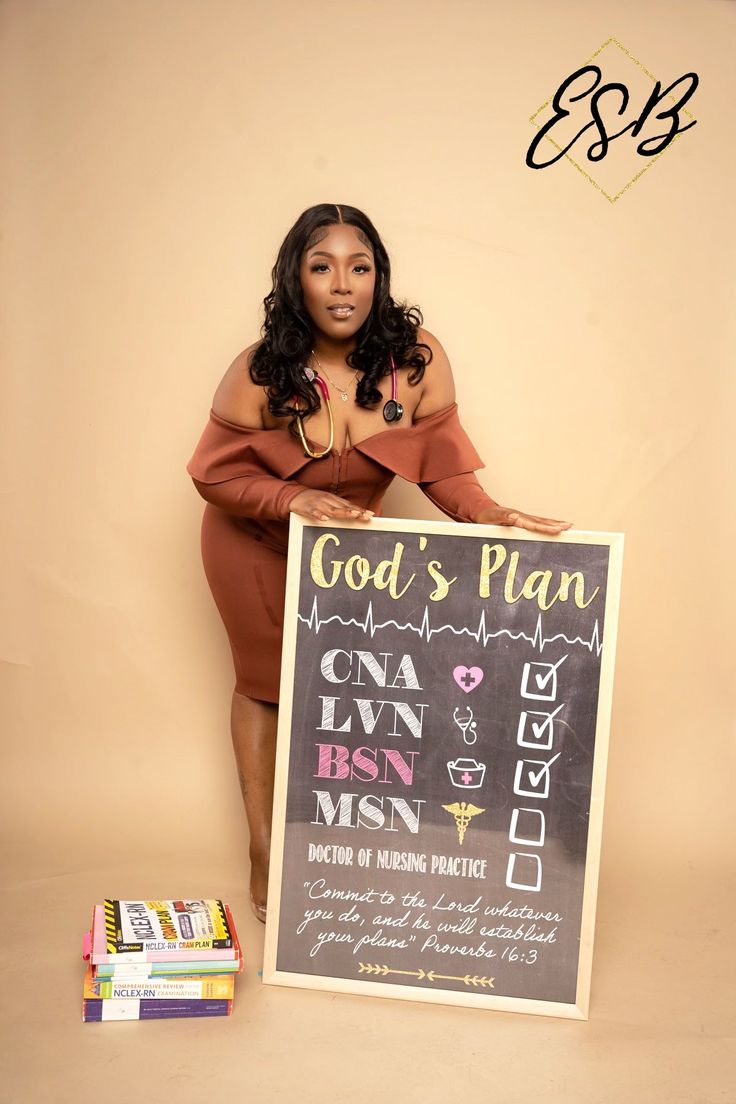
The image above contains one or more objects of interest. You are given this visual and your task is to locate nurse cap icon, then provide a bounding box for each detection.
[447,758,486,789]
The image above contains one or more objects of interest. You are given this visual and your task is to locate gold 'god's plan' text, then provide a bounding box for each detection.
[309,533,599,612]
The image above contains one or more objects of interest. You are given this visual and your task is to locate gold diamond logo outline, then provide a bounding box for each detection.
[528,36,697,203]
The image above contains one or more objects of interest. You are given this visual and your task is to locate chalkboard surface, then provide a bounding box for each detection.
[263,517,623,1018]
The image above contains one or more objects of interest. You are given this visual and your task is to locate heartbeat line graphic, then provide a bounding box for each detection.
[298,598,603,656]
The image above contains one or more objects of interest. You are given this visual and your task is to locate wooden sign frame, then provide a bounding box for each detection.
[263,516,623,1018]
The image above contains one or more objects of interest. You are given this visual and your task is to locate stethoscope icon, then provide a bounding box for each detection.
[453,706,478,745]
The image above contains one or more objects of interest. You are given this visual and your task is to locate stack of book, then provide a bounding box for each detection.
[82,898,243,1022]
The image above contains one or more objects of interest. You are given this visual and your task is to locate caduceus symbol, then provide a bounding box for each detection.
[442,801,485,845]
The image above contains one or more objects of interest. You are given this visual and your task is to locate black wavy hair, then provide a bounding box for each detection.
[248,203,431,432]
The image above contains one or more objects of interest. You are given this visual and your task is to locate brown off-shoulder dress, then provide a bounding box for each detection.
[186,402,494,702]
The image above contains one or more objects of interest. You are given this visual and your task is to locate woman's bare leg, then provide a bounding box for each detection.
[230,690,278,920]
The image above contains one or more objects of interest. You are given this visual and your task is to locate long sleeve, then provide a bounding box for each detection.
[419,472,497,523]
[189,473,304,520]
[186,411,311,521]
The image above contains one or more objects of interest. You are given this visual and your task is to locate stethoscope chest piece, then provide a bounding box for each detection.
[382,398,404,423]
[382,353,403,422]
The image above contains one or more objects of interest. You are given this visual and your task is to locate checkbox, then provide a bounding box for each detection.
[513,753,561,799]
[520,655,568,701]
[505,852,542,893]
[516,703,565,750]
[509,808,546,847]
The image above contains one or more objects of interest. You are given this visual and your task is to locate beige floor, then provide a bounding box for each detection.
[2,849,732,1104]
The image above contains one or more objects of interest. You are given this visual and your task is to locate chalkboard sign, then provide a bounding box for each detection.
[263,516,623,1018]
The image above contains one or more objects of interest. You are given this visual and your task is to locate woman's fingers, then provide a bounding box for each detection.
[521,514,571,528]
[327,496,374,519]
[490,507,571,534]
[512,513,572,534]
[294,493,374,522]
[499,508,567,527]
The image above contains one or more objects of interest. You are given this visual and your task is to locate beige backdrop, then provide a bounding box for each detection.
[2,1,733,1101]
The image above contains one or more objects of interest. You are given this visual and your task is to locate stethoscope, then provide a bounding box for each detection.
[295,353,403,459]
[382,354,404,423]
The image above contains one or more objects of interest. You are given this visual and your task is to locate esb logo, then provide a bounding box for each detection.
[527,64,698,169]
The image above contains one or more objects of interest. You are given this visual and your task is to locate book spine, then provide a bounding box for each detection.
[93,977,235,1000]
[82,998,232,1022]
[224,903,243,965]
[93,959,241,978]
[93,948,238,964]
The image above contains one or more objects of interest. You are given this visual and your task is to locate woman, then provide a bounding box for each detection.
[187,203,570,921]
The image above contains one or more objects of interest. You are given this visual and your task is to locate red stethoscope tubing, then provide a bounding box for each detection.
[293,355,399,457]
[312,374,330,404]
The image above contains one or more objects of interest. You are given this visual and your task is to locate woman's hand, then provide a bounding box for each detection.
[476,505,572,535]
[289,488,374,523]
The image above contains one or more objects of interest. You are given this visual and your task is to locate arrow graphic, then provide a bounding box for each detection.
[358,963,426,980]
[428,971,495,988]
[357,964,494,988]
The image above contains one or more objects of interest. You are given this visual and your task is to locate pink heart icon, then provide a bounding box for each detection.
[453,666,484,693]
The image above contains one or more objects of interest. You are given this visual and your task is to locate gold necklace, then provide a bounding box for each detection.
[311,351,359,402]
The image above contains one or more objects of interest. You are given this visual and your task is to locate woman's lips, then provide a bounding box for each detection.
[328,306,354,318]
